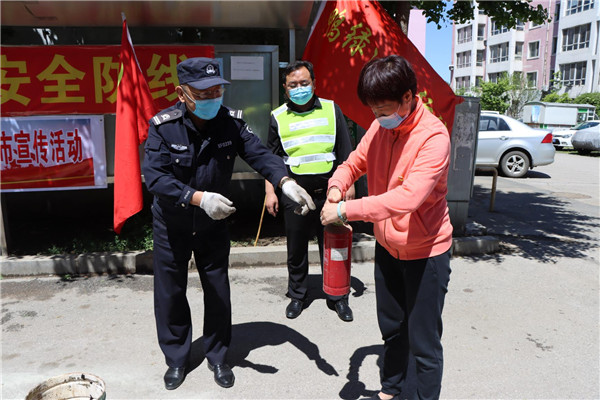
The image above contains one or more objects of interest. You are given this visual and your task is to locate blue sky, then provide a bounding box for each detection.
[425,21,452,83]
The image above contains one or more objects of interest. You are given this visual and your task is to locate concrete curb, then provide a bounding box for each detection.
[0,236,498,277]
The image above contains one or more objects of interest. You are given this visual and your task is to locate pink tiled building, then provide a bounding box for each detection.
[450,0,599,99]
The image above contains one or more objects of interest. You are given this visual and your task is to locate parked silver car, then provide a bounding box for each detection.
[477,112,555,178]
[571,123,600,155]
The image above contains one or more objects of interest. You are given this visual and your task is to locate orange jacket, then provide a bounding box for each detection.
[328,97,453,260]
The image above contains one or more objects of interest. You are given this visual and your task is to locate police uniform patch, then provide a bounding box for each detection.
[170,144,188,151]
[228,109,243,119]
[152,109,183,126]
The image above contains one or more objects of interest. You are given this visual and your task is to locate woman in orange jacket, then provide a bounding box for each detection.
[321,55,453,400]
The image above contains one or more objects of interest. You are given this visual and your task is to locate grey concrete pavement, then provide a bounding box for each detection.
[2,152,598,399]
[2,250,598,399]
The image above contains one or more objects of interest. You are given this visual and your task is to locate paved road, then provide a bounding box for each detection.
[2,152,598,399]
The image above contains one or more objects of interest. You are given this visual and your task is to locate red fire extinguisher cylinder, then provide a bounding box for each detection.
[323,223,353,296]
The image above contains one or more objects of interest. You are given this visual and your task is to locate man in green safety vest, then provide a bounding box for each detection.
[265,60,355,321]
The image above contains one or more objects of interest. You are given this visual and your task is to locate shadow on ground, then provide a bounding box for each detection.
[188,321,418,400]
[466,183,599,263]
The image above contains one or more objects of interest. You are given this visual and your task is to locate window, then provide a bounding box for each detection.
[560,62,587,86]
[476,50,485,66]
[476,76,484,86]
[555,2,561,20]
[566,0,593,15]
[457,51,472,68]
[514,71,522,81]
[515,42,523,60]
[491,20,509,35]
[490,43,509,63]
[526,71,538,87]
[515,21,525,31]
[477,24,486,41]
[479,115,510,131]
[530,20,541,29]
[562,24,591,51]
[455,76,471,90]
[552,37,558,54]
[488,72,506,83]
[528,41,540,59]
[457,26,473,44]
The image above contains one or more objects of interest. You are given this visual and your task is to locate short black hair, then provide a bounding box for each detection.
[282,60,315,82]
[357,55,417,105]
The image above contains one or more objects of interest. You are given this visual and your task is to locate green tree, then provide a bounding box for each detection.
[574,92,600,109]
[380,1,549,34]
[471,77,510,113]
[505,73,541,119]
[542,92,573,103]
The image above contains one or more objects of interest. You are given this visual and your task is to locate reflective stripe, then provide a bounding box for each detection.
[288,118,329,132]
[284,152,336,167]
[272,98,337,175]
[281,134,335,150]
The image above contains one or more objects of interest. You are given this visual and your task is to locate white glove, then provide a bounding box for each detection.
[281,179,316,216]
[199,192,236,220]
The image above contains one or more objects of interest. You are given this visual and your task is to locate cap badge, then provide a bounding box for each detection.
[206,65,216,75]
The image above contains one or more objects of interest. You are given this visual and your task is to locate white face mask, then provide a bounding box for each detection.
[376,105,405,130]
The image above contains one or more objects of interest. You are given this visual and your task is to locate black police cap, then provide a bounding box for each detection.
[177,57,230,90]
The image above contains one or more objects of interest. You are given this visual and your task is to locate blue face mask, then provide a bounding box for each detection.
[377,106,406,130]
[184,91,223,120]
[288,85,314,106]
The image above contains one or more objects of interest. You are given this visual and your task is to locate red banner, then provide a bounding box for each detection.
[302,0,462,134]
[1,45,214,116]
[1,115,107,191]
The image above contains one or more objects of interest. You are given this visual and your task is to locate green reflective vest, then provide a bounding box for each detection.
[272,98,337,175]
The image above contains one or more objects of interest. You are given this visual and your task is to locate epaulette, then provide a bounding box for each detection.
[152,109,183,126]
[227,109,243,119]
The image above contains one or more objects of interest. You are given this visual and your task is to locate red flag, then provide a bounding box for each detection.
[303,0,463,134]
[113,15,158,234]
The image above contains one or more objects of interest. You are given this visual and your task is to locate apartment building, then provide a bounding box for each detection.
[450,0,599,98]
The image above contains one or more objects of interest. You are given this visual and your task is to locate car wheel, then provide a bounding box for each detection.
[500,150,530,178]
[576,149,591,155]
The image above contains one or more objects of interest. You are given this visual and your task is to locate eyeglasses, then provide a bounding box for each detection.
[184,85,225,101]
[286,80,312,89]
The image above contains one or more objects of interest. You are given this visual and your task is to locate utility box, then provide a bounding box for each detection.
[447,97,480,236]
[522,101,597,130]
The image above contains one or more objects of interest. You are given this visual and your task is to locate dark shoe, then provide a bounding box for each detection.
[163,366,186,390]
[208,363,235,388]
[286,298,304,319]
[334,299,353,322]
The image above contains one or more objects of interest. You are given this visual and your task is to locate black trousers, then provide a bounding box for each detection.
[374,243,451,400]
[152,213,231,368]
[282,194,345,302]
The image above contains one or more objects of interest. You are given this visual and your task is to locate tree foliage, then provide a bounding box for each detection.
[573,92,600,110]
[541,92,573,103]
[471,79,510,114]
[469,73,540,117]
[505,73,541,119]
[380,0,550,33]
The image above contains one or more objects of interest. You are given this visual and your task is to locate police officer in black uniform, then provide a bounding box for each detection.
[142,57,316,391]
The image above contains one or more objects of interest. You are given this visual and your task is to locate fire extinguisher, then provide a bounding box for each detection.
[323,222,353,296]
